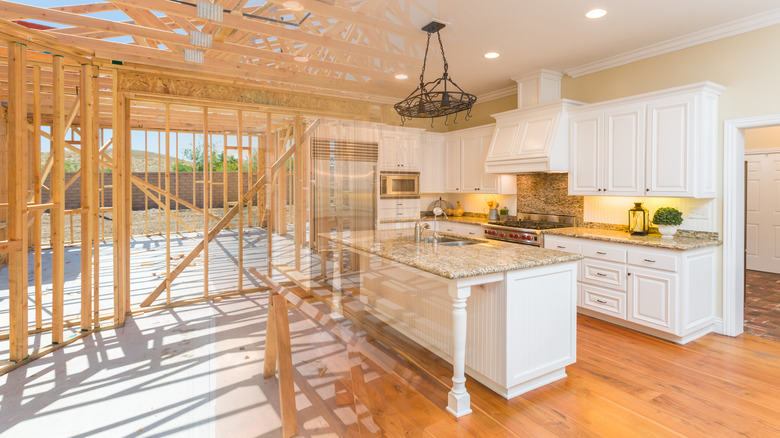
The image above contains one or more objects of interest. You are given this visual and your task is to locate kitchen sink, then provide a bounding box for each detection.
[439,240,478,246]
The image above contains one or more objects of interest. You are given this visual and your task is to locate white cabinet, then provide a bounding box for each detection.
[444,125,516,194]
[419,132,445,193]
[569,102,645,196]
[439,221,483,238]
[542,234,717,344]
[569,82,723,198]
[378,198,419,221]
[380,129,421,172]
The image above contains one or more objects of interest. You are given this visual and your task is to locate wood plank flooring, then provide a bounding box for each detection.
[276,286,780,437]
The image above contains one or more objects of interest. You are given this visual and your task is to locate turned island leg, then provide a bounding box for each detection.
[447,285,472,417]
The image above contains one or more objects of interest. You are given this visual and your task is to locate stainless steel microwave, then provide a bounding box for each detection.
[380,171,420,199]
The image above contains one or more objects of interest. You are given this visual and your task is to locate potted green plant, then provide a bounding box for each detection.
[652,207,683,238]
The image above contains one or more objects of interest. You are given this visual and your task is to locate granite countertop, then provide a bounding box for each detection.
[380,215,490,225]
[543,227,722,250]
[321,229,582,280]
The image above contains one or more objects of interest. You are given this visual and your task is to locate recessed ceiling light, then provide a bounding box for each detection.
[293,56,309,63]
[483,52,500,59]
[585,8,607,19]
[394,73,408,80]
[283,1,304,12]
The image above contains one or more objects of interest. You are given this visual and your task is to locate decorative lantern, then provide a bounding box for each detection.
[628,202,649,235]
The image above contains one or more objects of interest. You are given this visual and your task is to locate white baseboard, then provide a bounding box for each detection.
[713,317,725,335]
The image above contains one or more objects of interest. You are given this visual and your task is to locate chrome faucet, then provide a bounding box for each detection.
[414,218,431,243]
[432,207,448,242]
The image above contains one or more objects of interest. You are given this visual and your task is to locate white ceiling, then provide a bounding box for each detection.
[407,0,780,98]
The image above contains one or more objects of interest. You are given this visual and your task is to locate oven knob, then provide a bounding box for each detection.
[499,233,505,238]
[512,234,518,239]
[523,235,530,240]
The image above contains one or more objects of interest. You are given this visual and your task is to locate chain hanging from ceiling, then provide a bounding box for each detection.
[394,22,477,126]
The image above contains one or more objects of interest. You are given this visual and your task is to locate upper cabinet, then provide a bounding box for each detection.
[419,132,445,193]
[569,82,724,198]
[444,125,516,194]
[569,102,645,196]
[379,127,421,172]
[484,100,583,173]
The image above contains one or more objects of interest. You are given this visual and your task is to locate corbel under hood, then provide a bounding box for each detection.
[485,70,583,174]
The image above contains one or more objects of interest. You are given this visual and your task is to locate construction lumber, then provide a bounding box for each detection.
[8,40,29,361]
[272,293,298,438]
[80,63,94,330]
[32,64,42,329]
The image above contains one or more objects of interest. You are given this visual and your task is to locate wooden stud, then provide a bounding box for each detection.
[90,65,100,327]
[8,41,29,361]
[263,293,278,379]
[80,63,94,331]
[111,69,126,325]
[165,104,171,304]
[266,113,273,277]
[123,95,132,315]
[203,108,209,298]
[272,293,298,438]
[294,115,302,272]
[32,64,42,330]
[144,130,148,235]
[237,111,244,292]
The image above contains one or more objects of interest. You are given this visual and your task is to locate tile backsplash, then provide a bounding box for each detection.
[516,173,584,223]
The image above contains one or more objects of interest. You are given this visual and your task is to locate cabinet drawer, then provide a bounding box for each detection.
[627,249,677,272]
[582,243,626,263]
[582,259,627,291]
[581,284,626,319]
[544,237,582,254]
[379,199,419,210]
[379,208,418,220]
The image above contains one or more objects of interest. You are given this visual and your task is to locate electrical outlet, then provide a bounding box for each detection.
[689,207,709,219]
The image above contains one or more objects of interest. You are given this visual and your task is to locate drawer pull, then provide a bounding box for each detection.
[596,272,607,277]
[596,299,607,304]
[557,245,566,249]
[643,259,656,263]
[596,251,607,255]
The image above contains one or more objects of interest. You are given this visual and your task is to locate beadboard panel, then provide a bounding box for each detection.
[584,196,716,231]
[359,262,506,386]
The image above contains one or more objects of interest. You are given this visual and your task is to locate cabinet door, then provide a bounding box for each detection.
[460,136,481,192]
[569,112,601,195]
[419,133,444,193]
[477,130,500,192]
[486,115,521,161]
[400,132,420,171]
[379,133,399,171]
[444,138,461,192]
[604,104,645,196]
[627,267,677,333]
[646,94,694,196]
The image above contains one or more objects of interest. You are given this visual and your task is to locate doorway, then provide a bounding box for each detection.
[742,126,780,342]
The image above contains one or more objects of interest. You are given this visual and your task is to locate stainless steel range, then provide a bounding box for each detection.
[483,213,576,246]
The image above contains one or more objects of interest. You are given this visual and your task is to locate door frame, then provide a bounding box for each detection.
[723,114,780,336]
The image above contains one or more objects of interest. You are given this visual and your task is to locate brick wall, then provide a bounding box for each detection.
[42,171,261,211]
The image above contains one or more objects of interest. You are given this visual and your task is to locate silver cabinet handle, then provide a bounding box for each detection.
[596,299,607,304]
[596,251,607,255]
[644,259,656,263]
[557,245,566,249]
[596,272,607,277]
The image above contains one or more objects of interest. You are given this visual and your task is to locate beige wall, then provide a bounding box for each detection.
[745,126,780,150]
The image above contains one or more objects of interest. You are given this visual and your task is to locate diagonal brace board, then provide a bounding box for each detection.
[139,174,266,307]
[139,120,318,307]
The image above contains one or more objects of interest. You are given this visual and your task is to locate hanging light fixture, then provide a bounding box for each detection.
[394,21,476,125]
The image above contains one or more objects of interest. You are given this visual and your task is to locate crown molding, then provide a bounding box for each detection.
[565,7,780,78]
[478,85,517,102]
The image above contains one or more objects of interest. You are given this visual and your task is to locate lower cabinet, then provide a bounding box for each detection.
[544,234,716,344]
[439,221,483,238]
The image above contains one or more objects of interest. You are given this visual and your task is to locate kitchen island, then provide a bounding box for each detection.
[321,229,582,417]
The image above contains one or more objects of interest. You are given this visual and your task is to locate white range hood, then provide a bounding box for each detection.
[485,70,583,174]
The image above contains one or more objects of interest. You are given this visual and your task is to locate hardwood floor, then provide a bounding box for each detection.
[745,269,780,341]
[275,283,780,437]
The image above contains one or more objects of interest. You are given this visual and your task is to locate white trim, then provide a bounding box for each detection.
[712,317,724,335]
[478,85,516,102]
[565,7,780,78]
[723,114,780,337]
[745,147,780,155]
